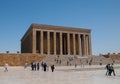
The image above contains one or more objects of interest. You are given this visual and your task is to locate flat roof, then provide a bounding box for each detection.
[21,23,91,41]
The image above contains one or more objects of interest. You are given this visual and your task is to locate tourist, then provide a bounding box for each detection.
[51,65,55,72]
[43,62,47,72]
[4,63,8,72]
[56,59,58,64]
[24,62,27,69]
[37,62,40,71]
[75,63,77,68]
[105,64,110,76]
[67,61,69,66]
[59,59,61,64]
[41,62,44,70]
[109,63,116,76]
[34,62,37,71]
[31,62,34,71]
[80,61,84,68]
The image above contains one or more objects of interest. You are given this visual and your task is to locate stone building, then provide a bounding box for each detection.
[21,24,92,57]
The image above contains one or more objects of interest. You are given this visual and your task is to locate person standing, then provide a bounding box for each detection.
[37,62,40,71]
[31,62,34,71]
[51,65,55,72]
[34,63,37,71]
[43,62,47,72]
[24,63,27,69]
[41,62,44,70]
[4,63,8,72]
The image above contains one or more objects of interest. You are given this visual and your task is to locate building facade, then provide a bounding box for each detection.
[21,24,92,57]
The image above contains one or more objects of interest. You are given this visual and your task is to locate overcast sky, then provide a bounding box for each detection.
[0,0,120,55]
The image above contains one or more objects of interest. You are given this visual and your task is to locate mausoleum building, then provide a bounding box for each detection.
[21,24,92,57]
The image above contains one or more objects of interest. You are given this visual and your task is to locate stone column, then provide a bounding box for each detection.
[47,31,50,55]
[32,29,36,53]
[78,34,81,56]
[41,31,43,55]
[73,33,76,55]
[60,32,63,55]
[54,32,56,55]
[83,34,86,56]
[67,33,70,55]
[88,34,92,56]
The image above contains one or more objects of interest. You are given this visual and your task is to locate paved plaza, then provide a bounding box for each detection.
[0,65,120,84]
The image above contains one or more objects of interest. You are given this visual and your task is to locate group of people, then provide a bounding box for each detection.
[30,62,55,72]
[31,62,40,71]
[105,63,116,76]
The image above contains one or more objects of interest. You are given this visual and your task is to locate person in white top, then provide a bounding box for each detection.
[4,63,8,72]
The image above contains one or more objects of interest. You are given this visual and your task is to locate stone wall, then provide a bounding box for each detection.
[104,53,120,60]
[0,53,45,66]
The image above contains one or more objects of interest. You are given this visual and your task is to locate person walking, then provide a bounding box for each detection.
[105,64,110,76]
[110,63,116,76]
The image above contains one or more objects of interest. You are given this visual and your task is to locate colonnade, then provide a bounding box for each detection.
[33,30,92,56]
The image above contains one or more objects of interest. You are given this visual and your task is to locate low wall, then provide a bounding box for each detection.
[110,54,120,60]
[104,54,120,60]
[0,53,45,66]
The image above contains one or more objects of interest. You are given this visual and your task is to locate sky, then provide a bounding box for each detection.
[0,0,120,55]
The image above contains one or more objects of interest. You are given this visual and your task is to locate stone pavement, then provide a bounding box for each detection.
[0,65,120,84]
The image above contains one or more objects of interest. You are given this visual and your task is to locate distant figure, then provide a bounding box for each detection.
[105,64,110,76]
[41,62,44,70]
[109,64,116,76]
[34,63,37,71]
[75,63,77,68]
[80,61,84,68]
[67,61,69,66]
[4,63,8,72]
[24,63,27,69]
[99,62,102,66]
[51,65,55,72]
[43,63,47,72]
[37,62,40,71]
[56,59,58,64]
[59,59,61,64]
[31,62,34,71]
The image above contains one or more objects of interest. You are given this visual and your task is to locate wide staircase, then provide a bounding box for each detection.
[41,55,120,66]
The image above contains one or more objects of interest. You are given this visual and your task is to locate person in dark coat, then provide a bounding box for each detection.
[37,62,40,71]
[51,65,55,72]
[43,63,47,72]
[31,62,34,71]
[105,64,110,76]
[34,63,37,71]
[41,62,44,70]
